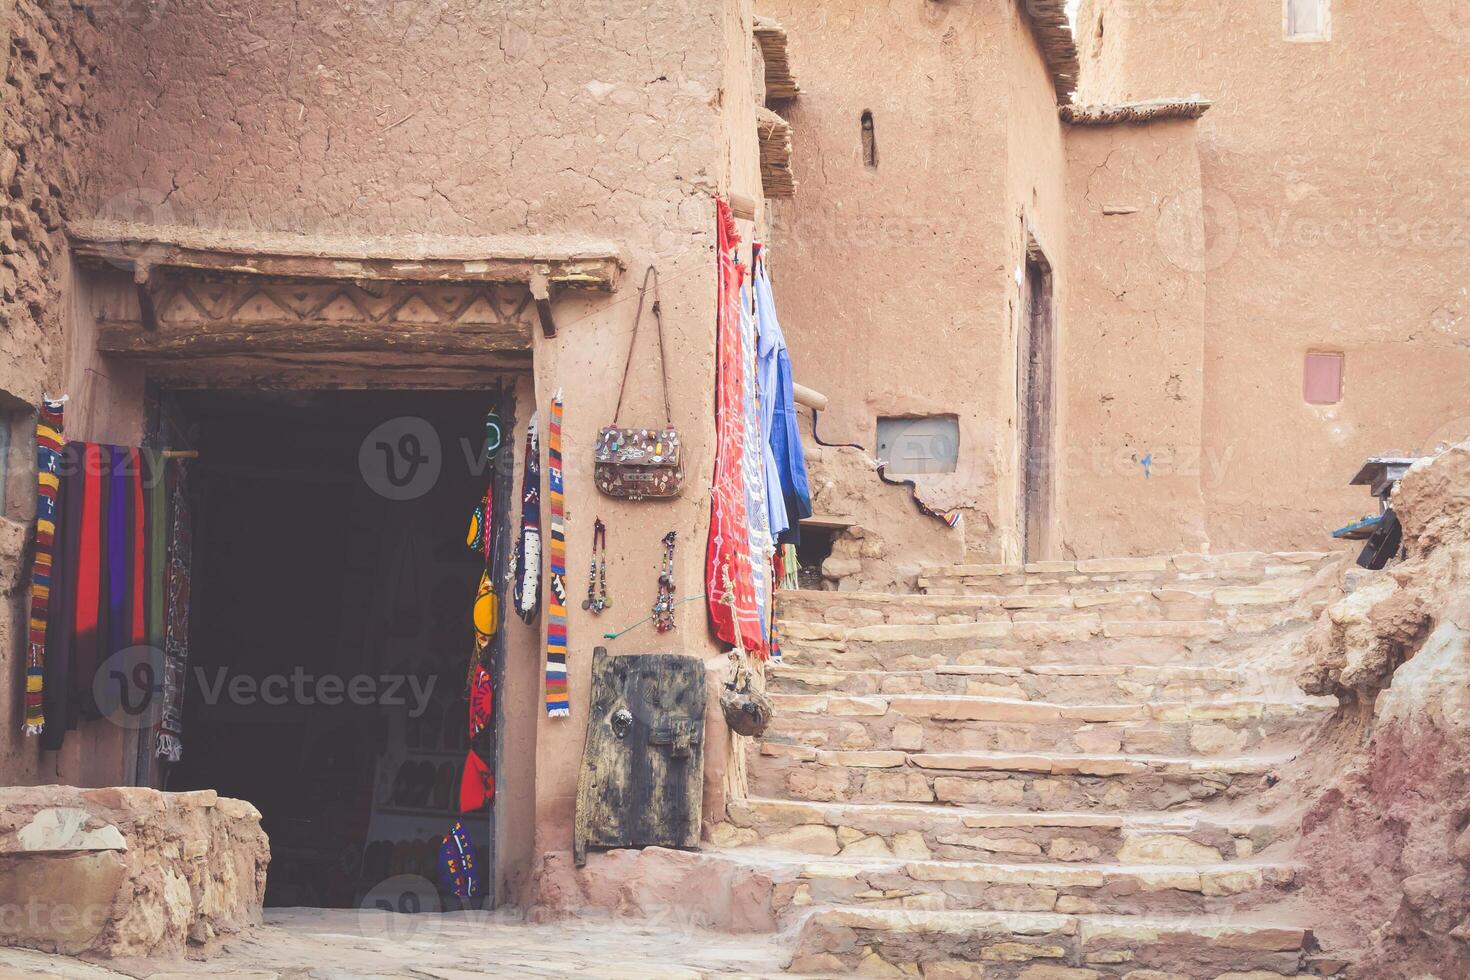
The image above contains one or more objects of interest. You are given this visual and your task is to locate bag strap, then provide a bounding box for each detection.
[612,266,673,426]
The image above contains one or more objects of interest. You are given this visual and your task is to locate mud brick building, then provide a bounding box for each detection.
[0,0,1467,976]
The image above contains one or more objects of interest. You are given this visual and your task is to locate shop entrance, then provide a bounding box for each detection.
[159,388,513,910]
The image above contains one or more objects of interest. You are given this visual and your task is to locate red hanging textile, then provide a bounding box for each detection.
[705,198,765,656]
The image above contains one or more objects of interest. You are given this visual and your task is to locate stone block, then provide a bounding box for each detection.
[981,942,1066,961]
[0,786,266,960]
[766,825,841,856]
[1074,557,1168,574]
[1116,835,1222,865]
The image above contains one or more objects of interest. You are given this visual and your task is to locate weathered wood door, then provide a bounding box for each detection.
[1018,246,1056,563]
[573,648,706,865]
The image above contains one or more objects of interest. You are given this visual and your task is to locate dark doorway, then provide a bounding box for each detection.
[1018,242,1055,563]
[162,389,511,910]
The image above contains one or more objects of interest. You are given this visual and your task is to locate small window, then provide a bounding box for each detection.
[1285,0,1329,39]
[860,110,878,170]
[1304,352,1344,405]
[876,416,959,475]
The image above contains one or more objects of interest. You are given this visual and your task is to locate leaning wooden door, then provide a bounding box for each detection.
[1019,250,1056,563]
[573,648,706,865]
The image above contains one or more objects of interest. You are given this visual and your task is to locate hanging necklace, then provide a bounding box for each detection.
[653,531,677,632]
[583,518,609,614]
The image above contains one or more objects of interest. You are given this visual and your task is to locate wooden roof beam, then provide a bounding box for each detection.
[753,16,799,102]
[68,220,624,289]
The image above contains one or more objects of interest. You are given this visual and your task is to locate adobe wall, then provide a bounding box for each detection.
[1060,119,1209,558]
[1000,0,1070,562]
[759,0,1069,567]
[0,0,100,785]
[1076,0,1470,551]
[4,0,764,906]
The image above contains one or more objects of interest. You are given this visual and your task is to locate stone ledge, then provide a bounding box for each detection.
[0,785,267,959]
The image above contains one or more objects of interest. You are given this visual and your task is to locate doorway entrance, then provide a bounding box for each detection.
[1018,241,1056,562]
[159,388,512,910]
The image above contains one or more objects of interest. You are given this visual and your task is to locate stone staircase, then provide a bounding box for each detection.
[712,551,1350,978]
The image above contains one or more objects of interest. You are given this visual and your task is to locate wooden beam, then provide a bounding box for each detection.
[793,382,828,411]
[528,272,556,339]
[134,262,158,331]
[69,221,624,289]
[141,353,529,391]
[728,192,760,222]
[801,514,857,530]
[95,319,532,358]
[753,16,799,101]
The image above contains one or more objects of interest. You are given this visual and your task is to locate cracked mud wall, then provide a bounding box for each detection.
[30,0,765,905]
[1060,119,1210,557]
[759,0,1075,563]
[1076,0,1470,551]
[0,0,99,785]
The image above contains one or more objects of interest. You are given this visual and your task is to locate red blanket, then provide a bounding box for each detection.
[705,199,765,656]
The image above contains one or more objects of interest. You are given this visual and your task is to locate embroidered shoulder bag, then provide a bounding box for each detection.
[595,266,684,500]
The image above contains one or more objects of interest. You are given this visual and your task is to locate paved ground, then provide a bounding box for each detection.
[0,909,792,979]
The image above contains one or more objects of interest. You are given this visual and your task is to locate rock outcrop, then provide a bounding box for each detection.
[1293,441,1470,978]
[0,786,269,959]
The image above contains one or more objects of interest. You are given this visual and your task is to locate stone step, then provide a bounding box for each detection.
[724,798,1286,865]
[770,851,1294,917]
[751,747,1285,811]
[764,693,1331,758]
[917,551,1336,598]
[775,619,1279,674]
[720,798,1286,866]
[767,662,1288,703]
[780,582,1313,630]
[788,906,1320,978]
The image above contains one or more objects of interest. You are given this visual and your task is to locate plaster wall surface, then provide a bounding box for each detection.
[1,0,764,905]
[1076,0,1470,551]
[760,0,1063,564]
[1000,0,1070,562]
[1060,119,1209,558]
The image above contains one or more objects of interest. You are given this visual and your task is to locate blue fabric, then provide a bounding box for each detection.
[739,281,771,636]
[755,258,811,537]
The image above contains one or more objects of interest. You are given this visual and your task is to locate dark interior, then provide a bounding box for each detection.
[165,389,502,909]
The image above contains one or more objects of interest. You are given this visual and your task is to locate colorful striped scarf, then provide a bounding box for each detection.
[24,397,65,735]
[544,392,569,717]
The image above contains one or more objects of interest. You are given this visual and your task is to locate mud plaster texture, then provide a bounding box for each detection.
[0,0,98,784]
[1075,0,1470,552]
[761,0,1073,564]
[0,0,770,911]
[0,785,268,960]
[1288,441,1470,977]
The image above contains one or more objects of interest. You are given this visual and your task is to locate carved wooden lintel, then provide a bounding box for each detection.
[97,275,535,359]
